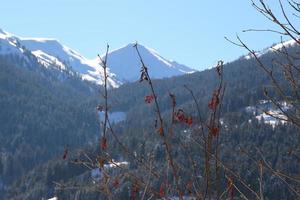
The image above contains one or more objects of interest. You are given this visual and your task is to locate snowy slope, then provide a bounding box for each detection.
[100,43,196,82]
[18,37,121,87]
[0,28,26,57]
[0,29,196,87]
[269,39,299,51]
[0,29,120,87]
[245,100,289,127]
[242,38,300,60]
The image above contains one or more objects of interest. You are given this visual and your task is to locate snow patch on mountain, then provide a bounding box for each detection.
[146,46,173,67]
[0,29,25,57]
[18,38,121,87]
[243,51,262,60]
[245,100,290,127]
[269,39,299,51]
[31,50,66,70]
[240,38,299,61]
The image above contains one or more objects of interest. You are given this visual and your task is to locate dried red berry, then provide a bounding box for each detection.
[209,126,219,137]
[186,117,193,126]
[101,136,108,150]
[175,109,186,122]
[158,126,164,136]
[159,183,165,198]
[144,95,154,103]
[113,178,120,188]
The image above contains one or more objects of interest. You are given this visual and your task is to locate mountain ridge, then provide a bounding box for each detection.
[0,29,196,87]
[101,43,196,82]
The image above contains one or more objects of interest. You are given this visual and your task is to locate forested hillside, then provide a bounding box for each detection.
[0,53,101,199]
[2,43,299,199]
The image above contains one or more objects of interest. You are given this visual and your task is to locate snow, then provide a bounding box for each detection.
[2,28,300,89]
[48,197,58,200]
[0,40,23,56]
[20,37,58,43]
[98,111,126,124]
[105,161,129,169]
[19,38,98,75]
[243,51,262,60]
[0,29,12,39]
[0,28,195,87]
[255,111,287,127]
[147,47,173,67]
[101,43,196,82]
[0,30,25,57]
[269,39,299,51]
[259,100,270,104]
[0,31,120,87]
[31,50,66,70]
[91,161,129,180]
[240,39,299,61]
[245,100,290,128]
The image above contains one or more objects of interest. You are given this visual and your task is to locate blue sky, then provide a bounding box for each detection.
[0,0,295,70]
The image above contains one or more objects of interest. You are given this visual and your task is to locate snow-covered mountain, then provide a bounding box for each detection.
[101,43,196,82]
[242,38,299,60]
[0,29,196,87]
[269,39,299,51]
[0,28,120,87]
[19,38,123,87]
[0,29,27,58]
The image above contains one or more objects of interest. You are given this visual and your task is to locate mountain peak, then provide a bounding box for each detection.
[0,29,195,87]
[0,28,12,39]
[102,42,195,82]
[118,42,160,54]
